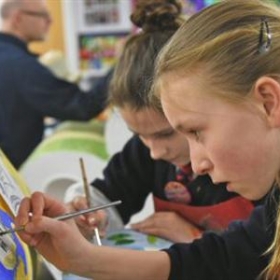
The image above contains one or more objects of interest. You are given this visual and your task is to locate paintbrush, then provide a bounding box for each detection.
[79,157,102,246]
[0,200,122,236]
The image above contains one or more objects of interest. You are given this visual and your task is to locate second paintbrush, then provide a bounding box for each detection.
[79,157,102,246]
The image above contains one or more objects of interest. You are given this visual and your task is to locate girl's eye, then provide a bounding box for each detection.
[152,130,175,139]
[160,131,174,138]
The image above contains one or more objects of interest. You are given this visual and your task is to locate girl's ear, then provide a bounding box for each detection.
[10,10,22,29]
[253,76,280,127]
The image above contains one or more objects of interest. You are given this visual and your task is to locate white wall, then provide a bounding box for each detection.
[61,0,79,74]
[0,0,3,27]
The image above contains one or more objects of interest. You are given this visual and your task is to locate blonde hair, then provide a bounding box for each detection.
[153,0,280,278]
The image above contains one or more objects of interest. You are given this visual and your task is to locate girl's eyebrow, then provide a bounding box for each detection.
[153,128,174,136]
[128,127,173,137]
[173,115,202,132]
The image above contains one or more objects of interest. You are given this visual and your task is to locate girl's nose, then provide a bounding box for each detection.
[191,157,212,175]
[149,143,168,161]
[190,145,212,175]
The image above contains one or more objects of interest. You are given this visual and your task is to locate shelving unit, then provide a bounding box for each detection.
[62,0,133,81]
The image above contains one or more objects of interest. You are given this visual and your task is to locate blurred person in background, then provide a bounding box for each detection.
[0,0,112,169]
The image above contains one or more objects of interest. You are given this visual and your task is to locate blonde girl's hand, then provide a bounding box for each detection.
[14,192,93,273]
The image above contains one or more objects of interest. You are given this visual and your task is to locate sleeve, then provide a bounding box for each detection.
[13,56,113,120]
[164,206,271,280]
[91,136,156,224]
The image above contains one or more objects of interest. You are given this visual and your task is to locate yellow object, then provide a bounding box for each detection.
[0,151,33,279]
[30,0,64,54]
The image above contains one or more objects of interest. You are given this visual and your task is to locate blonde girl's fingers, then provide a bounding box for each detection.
[15,197,32,227]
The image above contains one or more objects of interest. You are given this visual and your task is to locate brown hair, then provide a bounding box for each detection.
[108,0,184,111]
[153,0,280,278]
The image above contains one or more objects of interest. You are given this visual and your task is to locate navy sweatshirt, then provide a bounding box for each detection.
[0,33,112,168]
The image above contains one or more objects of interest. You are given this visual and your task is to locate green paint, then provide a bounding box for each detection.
[107,233,131,241]
[107,233,136,245]
[115,239,135,245]
[147,235,158,244]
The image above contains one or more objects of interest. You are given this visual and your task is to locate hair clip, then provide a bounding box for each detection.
[258,17,272,54]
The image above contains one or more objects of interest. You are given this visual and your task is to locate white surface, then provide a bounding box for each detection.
[104,109,133,156]
[20,152,107,202]
[128,193,154,225]
[0,3,1,28]
[61,0,79,74]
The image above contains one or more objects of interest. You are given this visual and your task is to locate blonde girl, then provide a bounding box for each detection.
[14,1,279,279]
